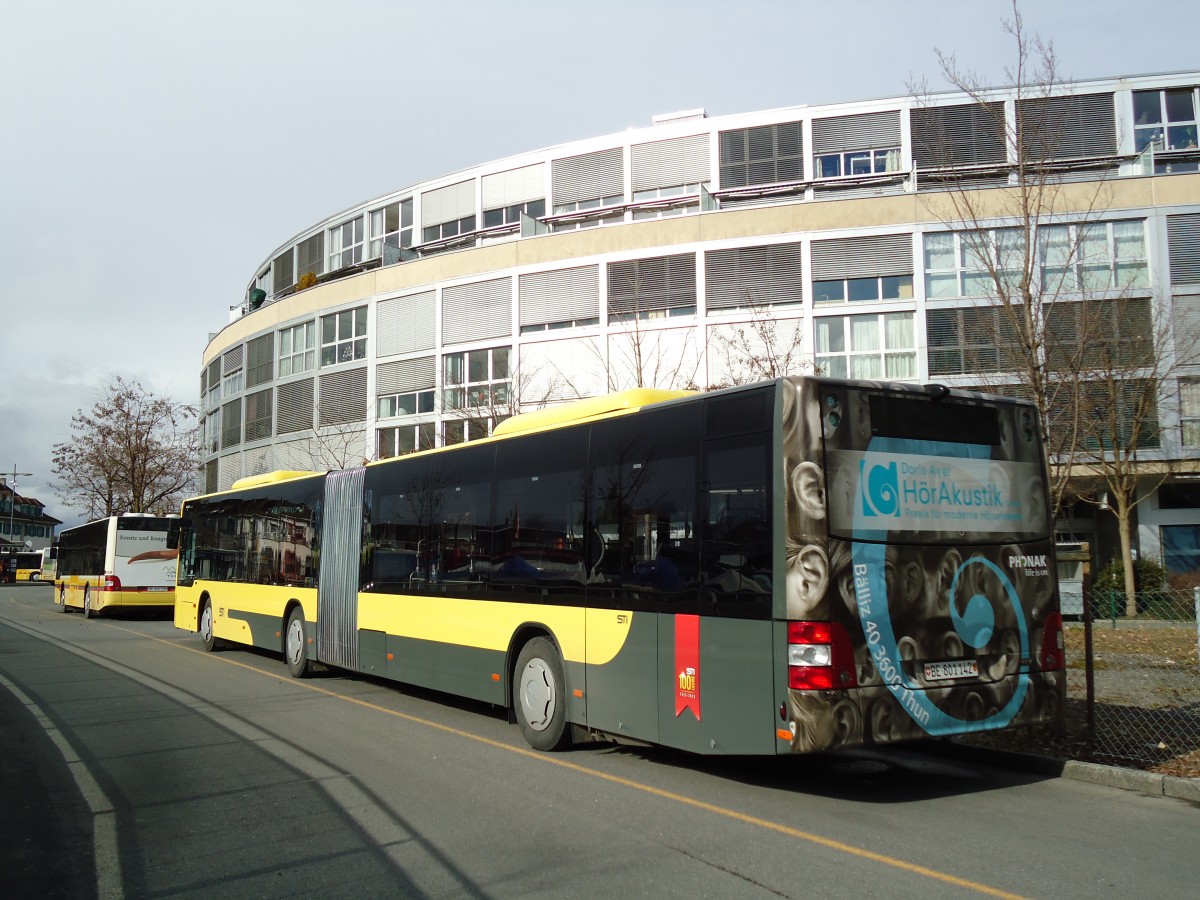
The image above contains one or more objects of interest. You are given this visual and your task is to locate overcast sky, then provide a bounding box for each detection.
[1,0,1195,529]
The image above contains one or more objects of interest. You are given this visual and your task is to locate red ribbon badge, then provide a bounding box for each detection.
[674,613,700,720]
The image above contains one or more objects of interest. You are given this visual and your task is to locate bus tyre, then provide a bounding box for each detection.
[58,585,69,613]
[82,587,93,619]
[285,607,311,678]
[199,599,218,652]
[514,637,570,751]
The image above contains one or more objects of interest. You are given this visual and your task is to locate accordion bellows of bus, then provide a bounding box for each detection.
[173,377,1065,754]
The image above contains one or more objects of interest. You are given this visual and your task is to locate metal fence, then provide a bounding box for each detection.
[1067,587,1200,768]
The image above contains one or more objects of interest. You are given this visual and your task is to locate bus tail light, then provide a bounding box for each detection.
[1039,612,1064,671]
[787,621,857,690]
[102,574,122,592]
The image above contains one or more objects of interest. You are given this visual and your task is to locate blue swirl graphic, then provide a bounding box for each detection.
[860,459,899,517]
[851,438,1032,735]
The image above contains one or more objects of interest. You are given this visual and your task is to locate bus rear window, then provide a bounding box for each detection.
[868,394,1000,447]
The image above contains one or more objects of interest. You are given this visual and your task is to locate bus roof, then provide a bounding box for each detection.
[491,388,694,438]
[229,470,322,491]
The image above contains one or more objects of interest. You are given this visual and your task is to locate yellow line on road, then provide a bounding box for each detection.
[81,614,1029,900]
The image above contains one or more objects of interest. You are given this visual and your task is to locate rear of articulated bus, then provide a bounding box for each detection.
[95,514,179,613]
[780,378,1065,753]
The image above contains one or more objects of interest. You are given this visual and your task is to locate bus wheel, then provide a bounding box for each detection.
[514,637,570,751]
[58,585,69,613]
[284,607,311,678]
[199,599,218,652]
[82,587,93,619]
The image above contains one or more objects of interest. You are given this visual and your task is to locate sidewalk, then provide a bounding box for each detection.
[0,678,96,898]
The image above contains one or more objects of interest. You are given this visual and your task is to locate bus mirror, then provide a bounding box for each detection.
[167,520,181,550]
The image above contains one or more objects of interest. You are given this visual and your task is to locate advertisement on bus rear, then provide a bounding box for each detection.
[781,378,1064,753]
[115,529,177,589]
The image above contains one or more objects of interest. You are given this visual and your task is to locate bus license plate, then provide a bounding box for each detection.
[923,660,978,681]
[146,586,168,592]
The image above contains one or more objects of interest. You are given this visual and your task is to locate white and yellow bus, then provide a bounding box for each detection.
[55,514,179,617]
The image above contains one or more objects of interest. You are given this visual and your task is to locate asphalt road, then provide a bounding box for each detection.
[1,583,1197,899]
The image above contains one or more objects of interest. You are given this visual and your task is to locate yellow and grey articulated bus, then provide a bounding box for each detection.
[56,514,179,617]
[174,377,1065,754]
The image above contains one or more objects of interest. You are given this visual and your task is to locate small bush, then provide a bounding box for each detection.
[1092,555,1169,616]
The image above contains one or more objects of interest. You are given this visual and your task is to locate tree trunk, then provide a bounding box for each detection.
[1117,508,1137,618]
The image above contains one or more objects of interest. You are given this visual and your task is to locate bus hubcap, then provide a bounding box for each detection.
[287,620,303,664]
[519,659,555,731]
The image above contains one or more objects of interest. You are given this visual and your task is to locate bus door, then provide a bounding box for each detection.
[318,467,366,671]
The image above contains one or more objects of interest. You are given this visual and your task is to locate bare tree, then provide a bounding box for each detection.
[53,376,199,518]
[912,1,1190,613]
[706,304,810,387]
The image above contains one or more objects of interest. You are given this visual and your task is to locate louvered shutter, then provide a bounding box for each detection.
[243,388,273,442]
[1018,93,1116,159]
[1169,214,1200,284]
[377,357,436,396]
[607,254,696,316]
[811,110,901,153]
[222,344,244,374]
[705,243,803,310]
[421,180,476,227]
[442,277,512,344]
[221,398,242,448]
[277,378,315,434]
[1173,296,1200,349]
[319,368,368,426]
[218,454,243,492]
[519,266,599,327]
[377,291,435,356]
[552,148,624,205]
[272,248,294,293]
[631,134,711,192]
[245,333,274,387]
[911,102,1007,168]
[297,233,324,278]
[811,234,914,279]
[482,164,545,209]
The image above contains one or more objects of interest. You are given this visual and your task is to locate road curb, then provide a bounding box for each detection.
[948,741,1199,800]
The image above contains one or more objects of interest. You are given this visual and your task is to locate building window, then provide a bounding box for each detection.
[719,122,803,188]
[1133,88,1199,153]
[924,229,1026,299]
[442,418,493,446]
[926,306,1019,376]
[320,307,367,366]
[222,369,243,396]
[815,312,916,379]
[1182,380,1200,448]
[377,389,435,419]
[815,147,902,179]
[422,214,476,244]
[1040,220,1149,293]
[483,198,545,229]
[328,216,364,271]
[630,183,702,221]
[520,316,598,335]
[1162,524,1200,583]
[279,321,316,377]
[813,274,913,304]
[377,423,436,458]
[443,347,510,412]
[369,199,414,258]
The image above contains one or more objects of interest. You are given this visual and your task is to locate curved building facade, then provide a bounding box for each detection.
[200,70,1200,571]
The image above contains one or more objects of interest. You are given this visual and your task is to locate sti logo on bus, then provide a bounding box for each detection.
[859,459,900,517]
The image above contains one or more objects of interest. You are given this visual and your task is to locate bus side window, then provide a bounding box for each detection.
[701,435,773,619]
